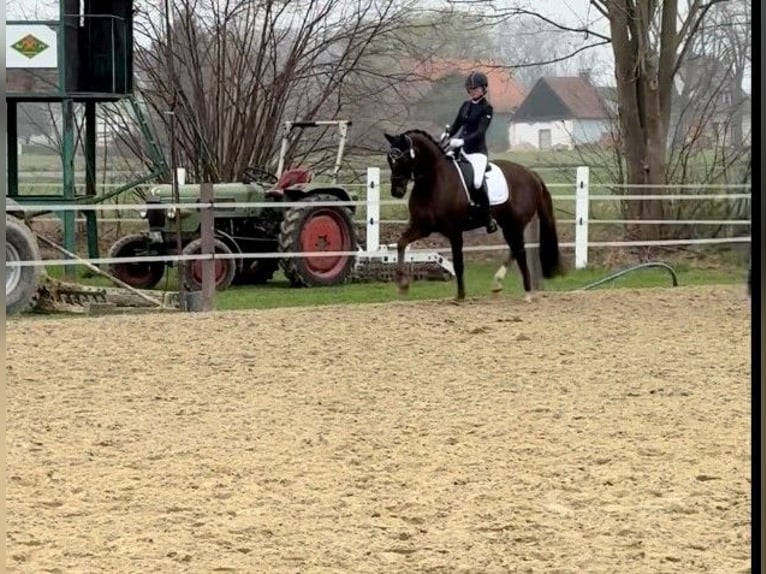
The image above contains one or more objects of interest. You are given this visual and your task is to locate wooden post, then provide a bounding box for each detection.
[199,182,216,312]
[524,216,542,291]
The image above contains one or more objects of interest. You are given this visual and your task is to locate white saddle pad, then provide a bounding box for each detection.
[485,163,509,205]
[453,160,510,206]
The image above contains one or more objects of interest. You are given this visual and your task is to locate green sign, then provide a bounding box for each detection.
[12,34,49,59]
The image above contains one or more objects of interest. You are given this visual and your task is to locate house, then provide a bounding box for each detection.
[405,59,527,152]
[508,75,611,151]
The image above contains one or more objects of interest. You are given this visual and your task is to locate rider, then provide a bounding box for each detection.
[442,70,498,234]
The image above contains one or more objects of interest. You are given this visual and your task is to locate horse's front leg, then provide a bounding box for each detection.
[396,224,426,295]
[449,233,466,301]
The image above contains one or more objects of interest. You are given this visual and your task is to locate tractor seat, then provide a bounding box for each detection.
[266,168,313,198]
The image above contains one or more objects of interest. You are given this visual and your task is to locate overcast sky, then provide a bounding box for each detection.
[7,0,750,92]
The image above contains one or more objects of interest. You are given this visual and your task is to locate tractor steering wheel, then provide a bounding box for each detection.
[241,166,279,185]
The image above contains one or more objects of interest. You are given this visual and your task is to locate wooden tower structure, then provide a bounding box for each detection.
[6,0,165,271]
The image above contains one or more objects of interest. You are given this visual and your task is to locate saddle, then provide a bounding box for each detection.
[453,155,491,205]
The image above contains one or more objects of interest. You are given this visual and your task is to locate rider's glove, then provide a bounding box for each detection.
[448,138,464,149]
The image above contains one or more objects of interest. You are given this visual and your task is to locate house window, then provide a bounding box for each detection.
[538,129,552,150]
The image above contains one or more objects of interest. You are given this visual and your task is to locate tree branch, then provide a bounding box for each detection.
[505,40,611,69]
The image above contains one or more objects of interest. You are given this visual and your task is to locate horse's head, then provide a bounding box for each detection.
[385,132,424,198]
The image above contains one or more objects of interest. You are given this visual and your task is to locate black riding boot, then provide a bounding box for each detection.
[477,181,498,233]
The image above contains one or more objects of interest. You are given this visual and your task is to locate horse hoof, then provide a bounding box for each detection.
[523,293,534,303]
[491,286,503,294]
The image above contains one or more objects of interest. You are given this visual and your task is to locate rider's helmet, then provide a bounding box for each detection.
[465,71,489,92]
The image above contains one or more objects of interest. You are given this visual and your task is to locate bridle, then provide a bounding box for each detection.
[387,134,430,187]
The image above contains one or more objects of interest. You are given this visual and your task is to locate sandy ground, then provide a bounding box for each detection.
[6,285,752,573]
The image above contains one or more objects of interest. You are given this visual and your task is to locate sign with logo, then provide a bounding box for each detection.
[6,24,58,68]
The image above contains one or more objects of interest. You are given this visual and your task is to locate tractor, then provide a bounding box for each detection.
[6,199,45,315]
[107,120,359,291]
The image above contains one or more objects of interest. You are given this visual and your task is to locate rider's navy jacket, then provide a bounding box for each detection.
[447,97,493,155]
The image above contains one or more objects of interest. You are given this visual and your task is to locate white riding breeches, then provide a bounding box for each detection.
[462,152,488,189]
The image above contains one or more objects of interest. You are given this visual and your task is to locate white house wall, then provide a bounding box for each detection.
[508,118,612,150]
[508,120,574,150]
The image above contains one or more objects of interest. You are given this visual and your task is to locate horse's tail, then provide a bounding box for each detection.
[535,175,565,278]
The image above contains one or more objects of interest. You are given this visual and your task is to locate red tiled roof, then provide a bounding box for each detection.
[407,58,527,113]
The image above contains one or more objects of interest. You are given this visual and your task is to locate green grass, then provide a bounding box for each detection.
[45,260,747,313]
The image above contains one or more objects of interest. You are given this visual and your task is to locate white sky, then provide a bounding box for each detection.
[6,0,750,92]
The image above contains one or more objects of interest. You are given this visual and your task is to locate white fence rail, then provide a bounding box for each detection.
[7,166,751,270]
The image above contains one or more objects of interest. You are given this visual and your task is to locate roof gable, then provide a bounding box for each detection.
[513,76,609,121]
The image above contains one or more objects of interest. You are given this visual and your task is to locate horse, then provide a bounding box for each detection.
[383,129,565,302]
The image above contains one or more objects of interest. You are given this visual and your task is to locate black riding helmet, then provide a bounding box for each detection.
[465,71,489,90]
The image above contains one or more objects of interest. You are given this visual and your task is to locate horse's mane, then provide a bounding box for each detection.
[403,129,447,158]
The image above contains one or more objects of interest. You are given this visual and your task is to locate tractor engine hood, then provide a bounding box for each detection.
[147,182,261,202]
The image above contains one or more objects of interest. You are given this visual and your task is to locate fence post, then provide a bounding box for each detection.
[575,166,590,269]
[199,182,216,312]
[524,216,542,291]
[366,167,380,253]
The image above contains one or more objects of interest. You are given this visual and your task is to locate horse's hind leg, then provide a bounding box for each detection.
[501,224,534,302]
[492,222,518,294]
[492,252,513,293]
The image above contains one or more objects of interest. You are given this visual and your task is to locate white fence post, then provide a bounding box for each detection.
[575,166,590,269]
[366,167,380,253]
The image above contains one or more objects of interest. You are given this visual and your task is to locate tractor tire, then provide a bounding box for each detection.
[6,215,43,316]
[107,233,166,290]
[278,194,358,287]
[182,237,237,291]
[233,258,280,285]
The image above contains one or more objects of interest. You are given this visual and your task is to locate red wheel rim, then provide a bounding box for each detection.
[299,210,351,278]
[191,258,228,286]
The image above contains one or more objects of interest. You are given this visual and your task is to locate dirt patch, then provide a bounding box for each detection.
[6,285,751,572]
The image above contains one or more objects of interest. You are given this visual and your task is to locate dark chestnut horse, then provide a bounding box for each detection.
[383,129,565,301]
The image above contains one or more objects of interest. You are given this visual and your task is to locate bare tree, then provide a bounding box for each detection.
[584,0,732,238]
[442,0,749,240]
[487,15,610,88]
[112,0,435,184]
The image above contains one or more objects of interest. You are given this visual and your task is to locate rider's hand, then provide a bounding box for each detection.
[440,131,449,141]
[449,138,464,149]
